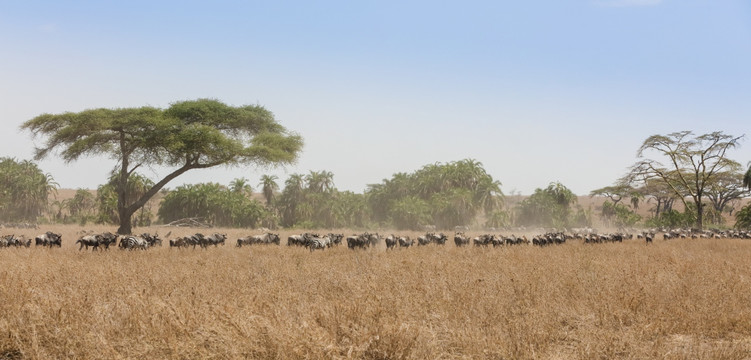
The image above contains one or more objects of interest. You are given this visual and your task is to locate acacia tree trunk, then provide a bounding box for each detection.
[116,161,197,235]
[117,133,133,235]
[695,196,704,231]
[117,208,134,235]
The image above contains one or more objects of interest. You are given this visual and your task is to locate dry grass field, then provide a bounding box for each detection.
[2,225,751,359]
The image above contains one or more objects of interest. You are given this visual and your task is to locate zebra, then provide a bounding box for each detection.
[119,236,149,250]
[306,233,330,251]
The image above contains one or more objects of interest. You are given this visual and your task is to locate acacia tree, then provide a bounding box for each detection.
[589,183,637,207]
[627,131,743,230]
[22,99,303,234]
[744,162,751,190]
[704,171,750,224]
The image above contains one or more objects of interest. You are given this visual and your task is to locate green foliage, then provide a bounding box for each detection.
[645,210,695,229]
[628,131,743,230]
[21,98,303,234]
[365,159,505,230]
[96,172,155,226]
[275,171,369,229]
[645,202,727,229]
[600,200,642,228]
[64,189,97,225]
[389,196,431,230]
[158,181,267,228]
[515,182,587,228]
[485,210,511,229]
[0,157,57,222]
[735,204,751,229]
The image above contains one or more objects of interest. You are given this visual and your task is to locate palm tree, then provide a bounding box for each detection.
[278,174,305,227]
[0,158,58,221]
[259,175,279,206]
[305,170,335,194]
[474,176,503,215]
[229,178,253,198]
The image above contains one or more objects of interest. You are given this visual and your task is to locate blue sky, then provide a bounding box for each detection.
[1,0,750,195]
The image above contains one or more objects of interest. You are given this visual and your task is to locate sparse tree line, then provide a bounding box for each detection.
[2,148,751,231]
[4,97,751,232]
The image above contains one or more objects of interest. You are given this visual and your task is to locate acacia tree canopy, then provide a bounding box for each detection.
[627,131,743,230]
[21,99,304,234]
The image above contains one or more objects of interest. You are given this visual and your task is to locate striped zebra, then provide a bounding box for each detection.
[119,236,149,250]
[306,234,330,252]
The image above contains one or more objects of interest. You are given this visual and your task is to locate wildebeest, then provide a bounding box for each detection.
[532,232,567,247]
[418,232,447,246]
[169,237,190,249]
[204,233,227,247]
[237,233,280,247]
[454,233,470,247]
[98,232,119,249]
[35,231,62,247]
[141,233,162,247]
[188,233,206,249]
[503,235,528,246]
[287,234,307,247]
[472,234,492,247]
[398,236,414,248]
[76,235,102,251]
[385,235,398,249]
[327,233,344,247]
[346,232,379,250]
[0,235,30,248]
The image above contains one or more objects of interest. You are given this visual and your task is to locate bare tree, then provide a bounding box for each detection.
[627,131,744,230]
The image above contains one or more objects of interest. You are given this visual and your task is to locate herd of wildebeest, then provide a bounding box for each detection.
[1,227,751,251]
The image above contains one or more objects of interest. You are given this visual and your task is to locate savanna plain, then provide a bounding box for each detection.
[2,225,751,359]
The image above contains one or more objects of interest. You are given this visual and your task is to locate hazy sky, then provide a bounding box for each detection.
[1,0,750,195]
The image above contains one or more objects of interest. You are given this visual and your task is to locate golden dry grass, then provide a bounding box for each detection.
[2,225,751,359]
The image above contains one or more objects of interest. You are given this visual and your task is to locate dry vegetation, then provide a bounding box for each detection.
[2,225,751,359]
